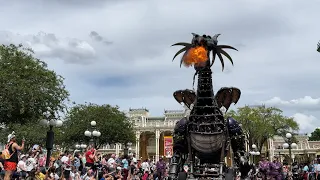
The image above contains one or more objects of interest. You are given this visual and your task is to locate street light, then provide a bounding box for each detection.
[283,133,298,173]
[40,116,63,169]
[249,144,260,164]
[84,121,101,148]
[75,143,87,150]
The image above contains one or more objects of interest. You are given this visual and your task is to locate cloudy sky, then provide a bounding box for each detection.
[0,0,319,133]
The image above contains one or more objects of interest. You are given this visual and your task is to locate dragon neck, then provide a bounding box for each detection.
[196,61,214,101]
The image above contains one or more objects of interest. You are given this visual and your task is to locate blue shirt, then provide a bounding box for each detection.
[122,159,129,169]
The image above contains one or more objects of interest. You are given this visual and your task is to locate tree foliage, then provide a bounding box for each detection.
[62,103,135,148]
[226,105,299,152]
[0,44,69,125]
[0,122,63,151]
[309,128,320,141]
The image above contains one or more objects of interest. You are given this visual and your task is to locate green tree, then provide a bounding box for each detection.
[309,128,320,141]
[62,103,135,148]
[0,44,69,125]
[0,122,64,151]
[226,105,299,152]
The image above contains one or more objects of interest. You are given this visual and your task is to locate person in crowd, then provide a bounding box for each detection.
[38,153,46,172]
[122,154,129,180]
[302,162,309,180]
[258,155,270,180]
[156,157,166,180]
[142,159,150,173]
[46,166,59,180]
[316,159,320,180]
[282,161,289,180]
[310,160,317,180]
[35,166,46,180]
[101,154,108,167]
[269,156,282,180]
[26,152,37,173]
[17,154,27,179]
[85,146,96,170]
[74,152,81,171]
[4,131,25,180]
[108,154,116,169]
[142,170,149,180]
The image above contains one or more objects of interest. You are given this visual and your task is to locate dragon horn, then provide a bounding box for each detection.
[212,34,221,41]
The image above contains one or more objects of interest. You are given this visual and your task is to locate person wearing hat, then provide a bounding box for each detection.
[4,131,25,180]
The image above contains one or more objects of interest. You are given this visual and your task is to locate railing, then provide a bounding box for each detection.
[133,121,178,129]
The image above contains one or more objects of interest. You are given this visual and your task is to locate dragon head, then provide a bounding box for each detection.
[172,33,238,71]
[191,33,220,48]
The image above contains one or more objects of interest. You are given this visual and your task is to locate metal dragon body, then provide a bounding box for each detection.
[168,33,252,180]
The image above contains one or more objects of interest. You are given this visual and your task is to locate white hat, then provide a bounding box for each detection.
[20,154,26,159]
[7,131,16,143]
[64,166,71,171]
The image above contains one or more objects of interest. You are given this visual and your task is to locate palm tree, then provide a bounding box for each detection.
[172,33,238,71]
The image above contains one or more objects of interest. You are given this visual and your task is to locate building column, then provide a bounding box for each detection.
[115,143,120,156]
[135,131,140,159]
[155,129,160,162]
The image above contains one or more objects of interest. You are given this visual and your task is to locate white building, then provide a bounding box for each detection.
[98,108,320,163]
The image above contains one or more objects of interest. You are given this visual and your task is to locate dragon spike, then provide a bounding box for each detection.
[191,33,199,37]
[172,46,188,61]
[212,34,221,41]
[171,42,191,47]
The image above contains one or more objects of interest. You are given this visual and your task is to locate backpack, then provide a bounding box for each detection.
[1,143,14,160]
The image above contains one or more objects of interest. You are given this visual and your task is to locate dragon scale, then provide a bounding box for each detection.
[189,62,225,133]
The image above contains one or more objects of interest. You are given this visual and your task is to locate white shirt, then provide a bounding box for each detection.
[17,160,27,172]
[316,164,320,172]
[70,171,75,180]
[108,158,115,168]
[141,162,150,172]
[61,156,69,164]
[26,157,36,171]
[50,173,59,180]
[132,157,137,163]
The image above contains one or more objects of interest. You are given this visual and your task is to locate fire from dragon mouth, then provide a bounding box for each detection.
[182,46,208,67]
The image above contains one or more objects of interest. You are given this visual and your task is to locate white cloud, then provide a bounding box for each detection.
[0,31,96,64]
[261,96,320,111]
[292,113,319,133]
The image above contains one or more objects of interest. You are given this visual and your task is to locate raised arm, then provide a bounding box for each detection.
[12,140,25,151]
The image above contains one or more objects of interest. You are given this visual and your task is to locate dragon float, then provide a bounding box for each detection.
[168,33,252,180]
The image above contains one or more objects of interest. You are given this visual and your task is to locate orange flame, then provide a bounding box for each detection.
[182,46,208,67]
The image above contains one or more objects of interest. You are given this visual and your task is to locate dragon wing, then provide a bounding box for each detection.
[215,87,241,111]
[173,89,196,109]
[173,90,184,104]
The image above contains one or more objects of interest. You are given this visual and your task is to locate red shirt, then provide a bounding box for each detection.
[85,150,94,164]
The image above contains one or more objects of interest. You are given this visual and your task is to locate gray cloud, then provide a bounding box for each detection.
[0,0,320,133]
[89,31,113,45]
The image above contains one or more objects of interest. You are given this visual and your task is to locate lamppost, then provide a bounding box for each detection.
[39,118,63,169]
[249,144,260,164]
[75,143,87,151]
[84,121,101,148]
[282,133,298,171]
[124,142,132,156]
